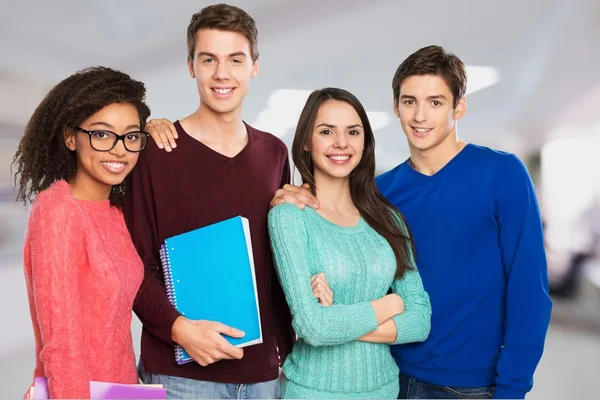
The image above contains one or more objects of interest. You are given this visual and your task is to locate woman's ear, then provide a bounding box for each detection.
[64,130,76,151]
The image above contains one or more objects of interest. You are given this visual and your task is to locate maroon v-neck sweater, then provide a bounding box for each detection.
[124,121,295,384]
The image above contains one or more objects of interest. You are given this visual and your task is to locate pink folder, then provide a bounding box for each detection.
[90,381,166,399]
[31,377,48,399]
[30,377,166,399]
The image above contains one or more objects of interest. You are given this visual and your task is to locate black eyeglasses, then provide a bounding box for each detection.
[75,127,149,152]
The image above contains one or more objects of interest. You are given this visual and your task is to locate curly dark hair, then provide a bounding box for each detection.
[12,66,151,207]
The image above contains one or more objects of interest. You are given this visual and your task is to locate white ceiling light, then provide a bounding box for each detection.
[367,112,391,131]
[253,89,392,137]
[465,65,501,95]
[252,89,312,137]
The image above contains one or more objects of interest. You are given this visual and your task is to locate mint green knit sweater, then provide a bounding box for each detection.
[268,203,431,399]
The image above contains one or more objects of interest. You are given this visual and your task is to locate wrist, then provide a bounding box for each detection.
[386,294,403,315]
[396,294,405,314]
[171,316,188,343]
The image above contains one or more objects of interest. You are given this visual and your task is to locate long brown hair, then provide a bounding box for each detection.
[291,88,416,278]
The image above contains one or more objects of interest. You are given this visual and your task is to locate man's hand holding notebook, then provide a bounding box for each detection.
[171,317,245,366]
[160,216,263,365]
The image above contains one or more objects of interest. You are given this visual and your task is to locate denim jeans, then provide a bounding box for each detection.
[139,362,280,399]
[398,373,494,399]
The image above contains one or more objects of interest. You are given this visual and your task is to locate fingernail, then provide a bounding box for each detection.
[166,146,172,152]
[172,143,177,148]
[300,204,305,209]
[158,143,164,149]
[313,203,319,209]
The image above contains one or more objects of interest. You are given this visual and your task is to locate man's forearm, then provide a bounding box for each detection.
[133,270,181,344]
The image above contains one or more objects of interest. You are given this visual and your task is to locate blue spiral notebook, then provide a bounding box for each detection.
[159,216,263,365]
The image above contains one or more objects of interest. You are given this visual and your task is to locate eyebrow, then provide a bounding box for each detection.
[88,121,141,131]
[400,94,448,101]
[316,123,363,129]
[196,51,248,58]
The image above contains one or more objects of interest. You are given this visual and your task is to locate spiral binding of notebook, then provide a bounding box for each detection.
[159,244,191,365]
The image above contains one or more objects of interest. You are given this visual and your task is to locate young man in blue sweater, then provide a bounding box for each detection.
[271,45,552,399]
[374,45,552,399]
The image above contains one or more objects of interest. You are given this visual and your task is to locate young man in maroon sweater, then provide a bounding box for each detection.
[123,4,295,399]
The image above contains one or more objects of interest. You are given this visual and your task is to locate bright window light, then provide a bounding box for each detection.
[542,137,600,223]
[541,136,600,256]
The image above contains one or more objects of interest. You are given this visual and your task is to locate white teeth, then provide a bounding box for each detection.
[103,162,124,168]
[414,128,431,133]
[102,162,125,173]
[328,155,350,161]
[214,88,232,94]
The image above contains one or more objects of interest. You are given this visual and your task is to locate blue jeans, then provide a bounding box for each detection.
[398,373,494,399]
[140,363,280,399]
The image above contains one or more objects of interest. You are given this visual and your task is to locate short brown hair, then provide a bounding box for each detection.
[392,45,466,108]
[187,3,259,62]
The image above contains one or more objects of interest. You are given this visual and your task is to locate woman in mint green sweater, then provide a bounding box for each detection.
[268,88,432,399]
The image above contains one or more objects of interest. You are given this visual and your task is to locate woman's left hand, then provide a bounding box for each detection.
[311,273,334,306]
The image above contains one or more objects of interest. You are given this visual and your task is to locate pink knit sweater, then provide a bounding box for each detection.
[23,180,143,399]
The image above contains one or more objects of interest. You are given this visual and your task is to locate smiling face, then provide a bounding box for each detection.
[65,102,142,198]
[307,100,365,184]
[187,28,258,116]
[395,74,466,155]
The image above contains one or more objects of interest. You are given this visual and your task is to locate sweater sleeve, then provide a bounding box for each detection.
[28,197,90,399]
[390,214,431,345]
[491,155,552,399]
[269,154,296,363]
[268,204,379,347]
[123,151,181,344]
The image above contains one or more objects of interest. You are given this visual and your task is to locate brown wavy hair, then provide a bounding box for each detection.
[291,88,416,278]
[11,66,151,207]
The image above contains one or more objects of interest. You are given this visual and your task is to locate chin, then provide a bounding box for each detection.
[408,139,436,152]
[324,170,354,179]
[212,105,240,115]
[106,179,127,187]
[207,98,242,113]
[97,174,128,187]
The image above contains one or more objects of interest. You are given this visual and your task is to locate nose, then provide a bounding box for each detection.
[414,104,427,123]
[333,132,348,149]
[109,139,127,157]
[213,61,231,80]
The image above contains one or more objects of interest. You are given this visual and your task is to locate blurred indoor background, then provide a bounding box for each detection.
[1,0,599,398]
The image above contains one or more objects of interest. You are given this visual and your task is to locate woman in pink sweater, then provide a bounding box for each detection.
[12,67,151,399]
